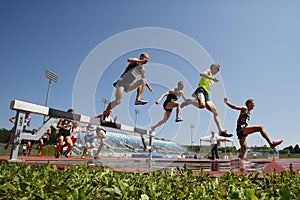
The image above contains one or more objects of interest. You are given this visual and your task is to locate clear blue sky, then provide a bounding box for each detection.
[1,1,299,149]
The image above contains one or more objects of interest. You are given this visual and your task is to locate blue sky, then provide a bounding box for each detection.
[1,1,299,149]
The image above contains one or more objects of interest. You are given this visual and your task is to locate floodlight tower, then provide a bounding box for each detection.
[44,69,58,122]
[190,124,195,146]
[102,98,110,112]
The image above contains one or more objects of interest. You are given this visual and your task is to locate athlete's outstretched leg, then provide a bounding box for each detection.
[151,111,171,132]
[206,101,232,137]
[243,126,283,148]
[181,93,205,109]
[104,86,124,113]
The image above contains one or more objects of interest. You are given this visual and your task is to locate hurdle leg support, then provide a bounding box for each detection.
[148,135,153,168]
[9,111,26,161]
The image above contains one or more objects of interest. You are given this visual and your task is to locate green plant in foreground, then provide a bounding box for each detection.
[0,161,299,199]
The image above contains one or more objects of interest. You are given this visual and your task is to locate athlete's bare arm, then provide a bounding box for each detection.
[224,98,246,111]
[200,69,219,82]
[127,57,140,63]
[181,91,188,102]
[156,91,171,104]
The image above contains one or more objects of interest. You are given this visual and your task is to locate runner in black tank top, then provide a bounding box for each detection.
[224,98,283,160]
[54,108,75,158]
[151,81,188,133]
[104,53,154,114]
[236,110,250,139]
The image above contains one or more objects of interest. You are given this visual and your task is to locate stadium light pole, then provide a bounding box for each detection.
[44,69,58,123]
[134,109,139,127]
[190,124,194,146]
[102,98,109,112]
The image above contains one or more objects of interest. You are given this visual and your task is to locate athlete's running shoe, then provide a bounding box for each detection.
[270,140,283,149]
[61,150,66,157]
[134,99,148,105]
[175,118,183,122]
[220,131,233,137]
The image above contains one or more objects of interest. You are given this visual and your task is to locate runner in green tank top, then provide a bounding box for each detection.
[181,63,232,137]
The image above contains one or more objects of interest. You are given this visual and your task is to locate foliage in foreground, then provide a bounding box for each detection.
[0,161,299,200]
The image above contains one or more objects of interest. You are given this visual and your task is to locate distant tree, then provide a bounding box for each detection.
[219,146,237,153]
[294,144,300,153]
[0,128,11,143]
[47,126,58,145]
[289,145,294,153]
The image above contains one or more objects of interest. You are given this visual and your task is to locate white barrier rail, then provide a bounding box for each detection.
[9,100,154,165]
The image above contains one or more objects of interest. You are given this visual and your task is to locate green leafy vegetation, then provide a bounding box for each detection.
[0,161,299,199]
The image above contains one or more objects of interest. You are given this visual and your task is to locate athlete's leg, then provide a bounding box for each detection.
[135,84,145,101]
[64,136,73,156]
[105,86,124,112]
[215,144,219,159]
[210,145,215,160]
[127,78,146,92]
[165,102,182,121]
[239,137,247,159]
[196,93,206,108]
[54,135,64,157]
[25,141,32,156]
[206,101,224,133]
[82,142,92,158]
[37,139,44,156]
[134,84,148,105]
[141,135,147,150]
[127,79,148,105]
[243,126,277,147]
[89,142,96,152]
[151,111,171,131]
[175,102,183,121]
[180,98,196,108]
[95,137,105,158]
[183,93,205,109]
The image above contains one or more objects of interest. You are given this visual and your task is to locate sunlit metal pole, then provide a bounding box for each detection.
[190,125,194,146]
[134,109,139,127]
[44,69,58,123]
[102,98,109,112]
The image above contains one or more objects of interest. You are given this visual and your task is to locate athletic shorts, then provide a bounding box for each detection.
[39,137,48,145]
[163,101,173,112]
[96,127,107,138]
[236,125,248,139]
[193,87,210,102]
[71,137,77,144]
[113,78,132,93]
[57,130,71,138]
